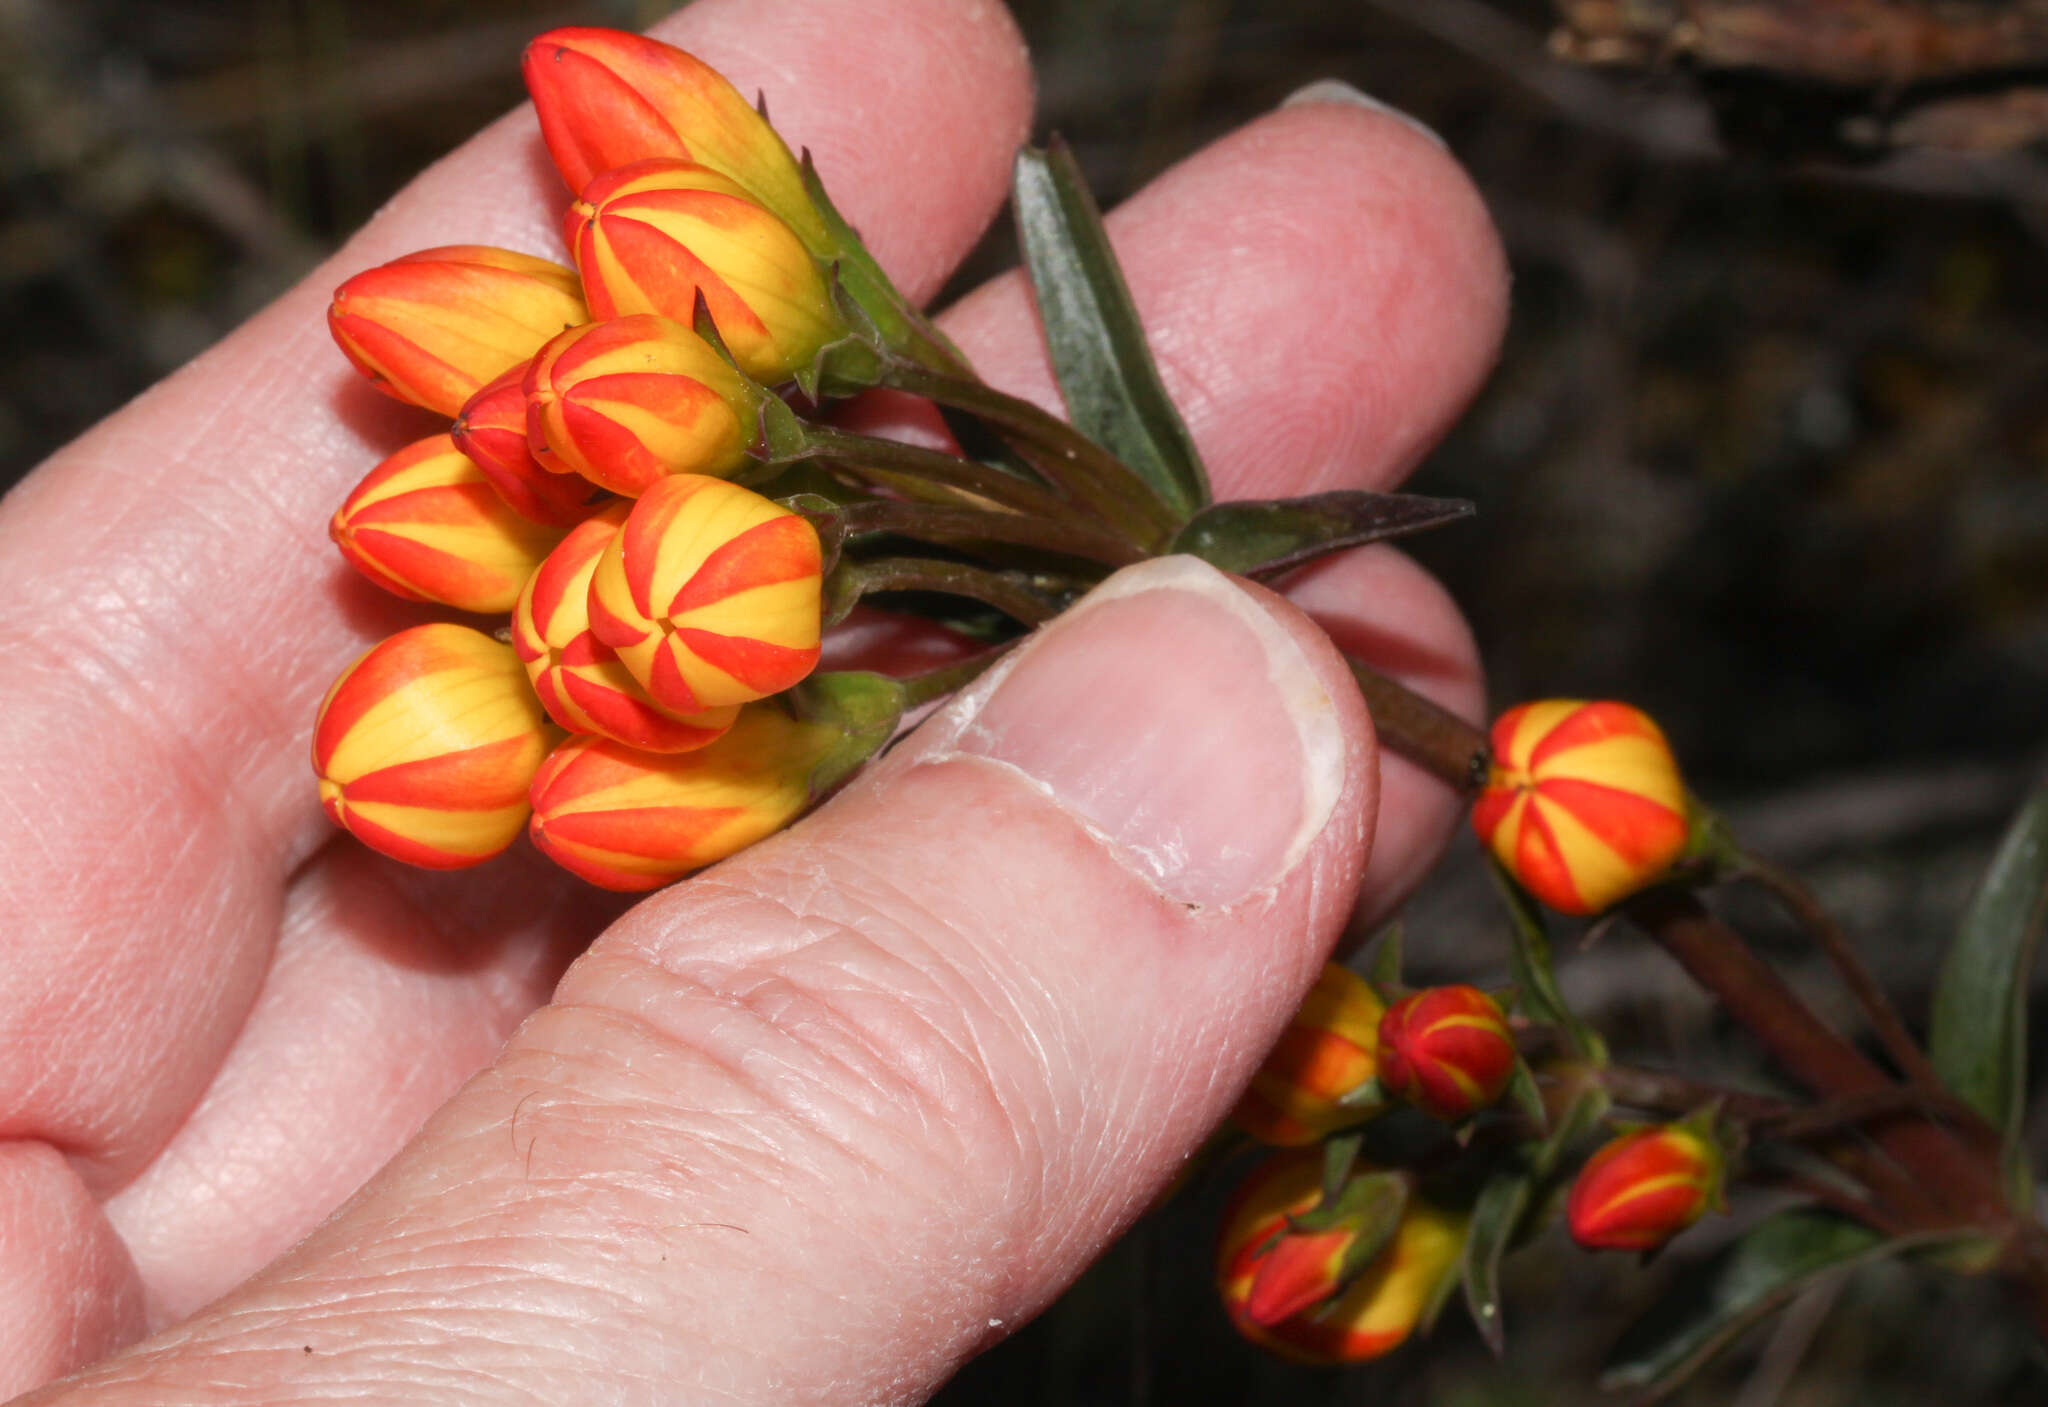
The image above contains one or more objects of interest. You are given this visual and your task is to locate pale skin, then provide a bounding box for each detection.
[0,0,1506,1400]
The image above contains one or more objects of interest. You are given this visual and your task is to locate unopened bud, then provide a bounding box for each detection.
[522,314,758,495]
[313,624,558,869]
[1567,1123,1724,1252]
[327,245,586,417]
[329,434,570,614]
[528,706,831,889]
[1472,700,1689,916]
[512,502,738,753]
[587,473,823,716]
[1377,985,1516,1122]
[1233,964,1386,1146]
[569,159,838,384]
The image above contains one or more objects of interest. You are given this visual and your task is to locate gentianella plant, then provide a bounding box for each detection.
[311,27,2048,1398]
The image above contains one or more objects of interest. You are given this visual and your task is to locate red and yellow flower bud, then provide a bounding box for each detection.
[1377,985,1516,1122]
[326,245,587,417]
[527,705,830,890]
[1233,964,1387,1146]
[313,624,558,869]
[1217,1154,1465,1366]
[522,314,757,496]
[329,434,570,613]
[452,368,610,525]
[568,159,838,384]
[522,27,828,252]
[1472,700,1690,916]
[513,503,738,753]
[1567,1124,1724,1252]
[587,473,823,715]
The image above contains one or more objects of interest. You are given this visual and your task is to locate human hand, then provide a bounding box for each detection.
[0,0,1503,1399]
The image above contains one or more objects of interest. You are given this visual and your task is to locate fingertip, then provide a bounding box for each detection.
[1283,544,1485,922]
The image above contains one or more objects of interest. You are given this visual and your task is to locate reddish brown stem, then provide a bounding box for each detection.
[1736,855,1955,1097]
[1623,888,2009,1229]
[1345,659,1490,792]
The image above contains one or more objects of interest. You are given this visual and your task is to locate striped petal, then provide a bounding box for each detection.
[327,245,587,417]
[522,28,828,252]
[570,159,838,384]
[1474,699,1689,915]
[453,367,612,524]
[313,624,558,869]
[1233,964,1386,1146]
[587,474,822,714]
[523,314,756,495]
[527,705,830,891]
[512,502,737,753]
[330,434,571,613]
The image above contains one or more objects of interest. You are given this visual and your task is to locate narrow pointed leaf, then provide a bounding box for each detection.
[1170,491,1475,578]
[1461,1085,1606,1354]
[1929,782,2048,1202]
[1488,859,1605,1060]
[1367,923,1405,992]
[1603,1210,1963,1398]
[1012,139,1208,520]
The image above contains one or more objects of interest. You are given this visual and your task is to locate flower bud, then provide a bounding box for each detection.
[587,473,823,715]
[313,624,557,869]
[1233,964,1386,1146]
[1217,1153,1465,1365]
[329,434,569,614]
[452,368,611,525]
[1567,1124,1724,1252]
[327,246,587,417]
[568,159,838,384]
[1377,985,1516,1122]
[1471,699,1689,916]
[522,27,828,252]
[522,315,758,496]
[513,503,738,753]
[528,706,831,890]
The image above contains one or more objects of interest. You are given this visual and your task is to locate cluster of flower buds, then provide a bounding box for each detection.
[1216,1152,1466,1365]
[1473,699,1691,916]
[312,27,858,888]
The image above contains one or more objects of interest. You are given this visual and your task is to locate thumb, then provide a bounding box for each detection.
[40,556,1378,1405]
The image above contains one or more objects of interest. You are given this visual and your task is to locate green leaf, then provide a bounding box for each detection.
[1169,491,1474,578]
[1012,139,1209,521]
[1929,783,2048,1202]
[1487,859,1605,1061]
[1603,1210,1954,1398]
[1460,1085,1607,1355]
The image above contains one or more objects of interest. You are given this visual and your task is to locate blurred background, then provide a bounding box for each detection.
[4,0,2047,1400]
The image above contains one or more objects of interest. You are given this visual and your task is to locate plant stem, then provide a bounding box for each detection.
[878,363,1182,548]
[794,424,1088,529]
[1735,854,1955,1096]
[1344,658,1491,792]
[853,557,1068,626]
[838,499,1143,568]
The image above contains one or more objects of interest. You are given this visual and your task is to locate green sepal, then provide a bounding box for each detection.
[1169,491,1475,579]
[1929,781,2048,1208]
[1460,1082,1609,1355]
[1601,1210,1971,1399]
[1366,922,1406,994]
[1318,1131,1364,1206]
[1506,1059,1548,1133]
[1336,1075,1387,1112]
[1487,858,1607,1061]
[1012,138,1209,522]
[798,149,967,379]
[782,670,907,797]
[776,493,849,577]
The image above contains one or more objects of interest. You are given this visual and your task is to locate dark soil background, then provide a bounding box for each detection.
[4,0,2048,1401]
